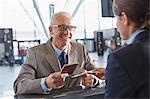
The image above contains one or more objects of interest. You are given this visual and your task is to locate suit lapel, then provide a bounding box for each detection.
[45,40,61,72]
[68,43,79,64]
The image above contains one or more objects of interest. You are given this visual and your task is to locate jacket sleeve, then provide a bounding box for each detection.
[105,53,133,98]
[13,48,44,95]
[82,45,95,71]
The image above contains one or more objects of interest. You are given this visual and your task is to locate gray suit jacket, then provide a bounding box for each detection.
[14,40,94,94]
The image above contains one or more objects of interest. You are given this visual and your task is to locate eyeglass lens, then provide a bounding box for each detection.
[58,25,76,31]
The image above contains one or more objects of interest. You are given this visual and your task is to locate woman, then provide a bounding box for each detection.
[105,0,149,98]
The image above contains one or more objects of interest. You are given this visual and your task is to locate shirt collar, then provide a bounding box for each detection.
[126,29,145,44]
[52,43,68,57]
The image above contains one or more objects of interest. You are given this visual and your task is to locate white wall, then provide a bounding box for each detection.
[0,0,117,43]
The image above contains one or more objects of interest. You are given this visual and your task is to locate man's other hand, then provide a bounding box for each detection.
[45,72,68,89]
[81,70,94,87]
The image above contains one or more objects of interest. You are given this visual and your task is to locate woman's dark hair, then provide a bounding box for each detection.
[112,0,149,24]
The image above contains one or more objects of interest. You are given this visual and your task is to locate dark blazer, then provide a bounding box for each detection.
[105,28,149,98]
[14,39,94,95]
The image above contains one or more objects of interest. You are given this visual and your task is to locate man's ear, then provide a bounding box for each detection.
[49,26,53,35]
[121,12,129,26]
[49,26,52,32]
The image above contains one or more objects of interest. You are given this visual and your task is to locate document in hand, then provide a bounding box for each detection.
[71,71,98,78]
[61,63,79,75]
[71,72,86,78]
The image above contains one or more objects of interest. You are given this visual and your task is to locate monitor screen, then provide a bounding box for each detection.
[101,0,114,17]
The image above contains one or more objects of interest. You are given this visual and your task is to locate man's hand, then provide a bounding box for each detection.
[93,68,105,80]
[45,72,68,89]
[81,70,94,87]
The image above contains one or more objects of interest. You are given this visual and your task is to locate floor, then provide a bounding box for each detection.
[0,65,21,97]
[0,52,108,97]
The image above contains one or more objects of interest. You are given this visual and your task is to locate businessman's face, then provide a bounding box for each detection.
[50,16,76,48]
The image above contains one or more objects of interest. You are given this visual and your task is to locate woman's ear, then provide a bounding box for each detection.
[121,12,129,26]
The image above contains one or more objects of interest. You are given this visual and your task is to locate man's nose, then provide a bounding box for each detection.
[64,28,71,34]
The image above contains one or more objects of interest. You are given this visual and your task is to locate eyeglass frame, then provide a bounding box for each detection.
[51,24,76,31]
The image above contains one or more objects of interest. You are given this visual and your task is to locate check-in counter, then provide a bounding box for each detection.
[13,87,104,99]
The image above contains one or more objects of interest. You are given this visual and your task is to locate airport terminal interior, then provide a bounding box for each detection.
[0,0,125,98]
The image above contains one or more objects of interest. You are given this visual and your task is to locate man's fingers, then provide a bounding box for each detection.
[82,74,93,87]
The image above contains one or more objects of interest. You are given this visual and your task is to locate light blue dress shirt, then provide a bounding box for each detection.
[52,43,68,65]
[127,29,145,44]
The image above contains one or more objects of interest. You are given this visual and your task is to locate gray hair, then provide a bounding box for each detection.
[50,11,72,25]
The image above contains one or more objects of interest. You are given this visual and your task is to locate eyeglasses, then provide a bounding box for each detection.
[52,24,76,31]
